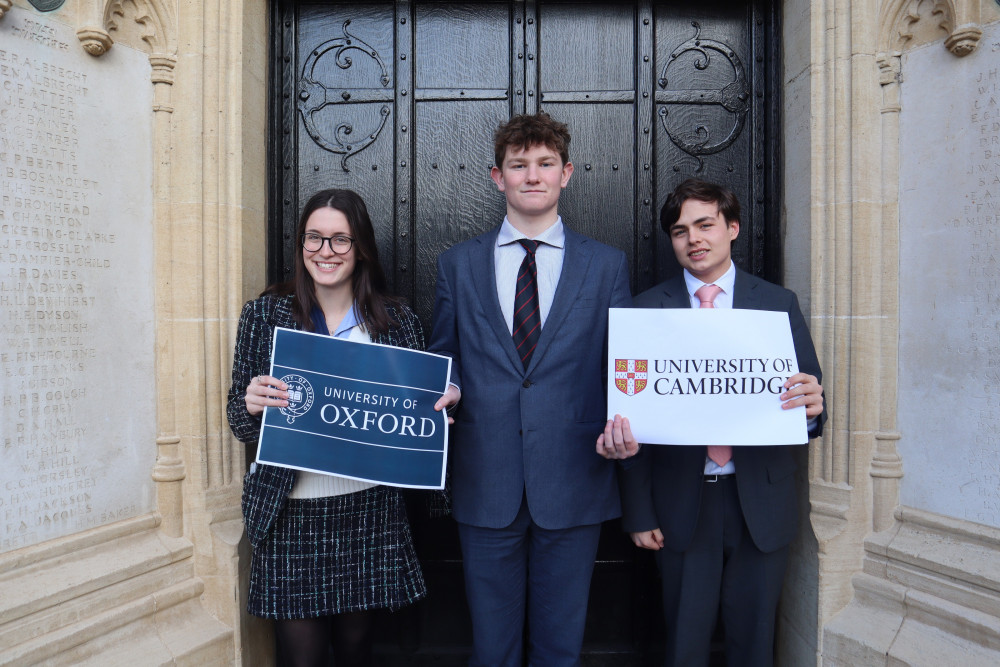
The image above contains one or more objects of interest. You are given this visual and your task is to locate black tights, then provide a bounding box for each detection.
[275,611,373,667]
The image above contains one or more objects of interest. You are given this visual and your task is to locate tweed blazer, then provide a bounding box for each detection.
[227,293,425,548]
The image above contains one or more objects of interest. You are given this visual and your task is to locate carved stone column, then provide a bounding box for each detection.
[869,53,904,534]
[146,51,188,537]
[153,437,186,537]
[76,0,114,55]
[944,0,984,57]
[804,0,885,625]
[163,0,269,658]
[96,0,189,548]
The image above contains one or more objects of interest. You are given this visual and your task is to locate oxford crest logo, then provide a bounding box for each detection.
[614,359,648,396]
[279,374,314,424]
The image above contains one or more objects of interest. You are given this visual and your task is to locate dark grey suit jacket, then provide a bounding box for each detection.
[619,268,825,553]
[428,224,632,530]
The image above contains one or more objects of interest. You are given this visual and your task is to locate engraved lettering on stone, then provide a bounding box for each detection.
[899,27,1000,529]
[1,8,155,553]
[961,62,1000,527]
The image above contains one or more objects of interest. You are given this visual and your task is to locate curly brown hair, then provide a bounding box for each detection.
[493,113,571,168]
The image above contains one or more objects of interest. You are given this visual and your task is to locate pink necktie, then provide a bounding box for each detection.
[695,283,722,308]
[695,284,731,466]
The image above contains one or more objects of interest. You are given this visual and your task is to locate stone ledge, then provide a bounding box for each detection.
[822,506,1000,665]
[0,516,193,624]
[0,552,194,649]
[822,574,906,665]
[0,517,232,665]
[9,588,232,667]
[865,506,1000,616]
[0,514,161,574]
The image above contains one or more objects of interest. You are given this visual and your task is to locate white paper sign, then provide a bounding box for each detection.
[607,308,808,446]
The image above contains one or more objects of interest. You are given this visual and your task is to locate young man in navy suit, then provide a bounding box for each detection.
[429,113,638,666]
[619,179,826,667]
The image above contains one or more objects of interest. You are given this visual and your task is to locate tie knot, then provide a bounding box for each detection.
[517,239,539,256]
[695,284,722,308]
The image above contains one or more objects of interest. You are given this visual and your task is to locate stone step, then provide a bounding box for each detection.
[0,515,234,665]
[8,581,233,667]
[0,517,191,639]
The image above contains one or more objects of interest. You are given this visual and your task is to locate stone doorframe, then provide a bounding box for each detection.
[67,0,272,658]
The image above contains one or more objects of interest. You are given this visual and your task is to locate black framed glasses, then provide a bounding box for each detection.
[301,233,354,254]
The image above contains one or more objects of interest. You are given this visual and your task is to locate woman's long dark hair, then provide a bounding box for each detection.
[264,189,400,335]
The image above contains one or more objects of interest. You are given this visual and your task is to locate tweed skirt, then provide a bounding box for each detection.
[248,485,426,619]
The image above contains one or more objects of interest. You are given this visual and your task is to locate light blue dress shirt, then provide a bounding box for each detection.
[494,217,566,332]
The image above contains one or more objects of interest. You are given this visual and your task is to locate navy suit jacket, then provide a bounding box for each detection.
[428,224,632,530]
[619,268,826,554]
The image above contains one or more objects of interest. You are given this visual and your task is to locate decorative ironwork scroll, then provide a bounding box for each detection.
[297,20,392,171]
[656,22,750,172]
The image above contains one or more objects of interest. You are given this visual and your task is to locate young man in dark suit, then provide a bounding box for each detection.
[619,178,826,667]
[429,113,637,667]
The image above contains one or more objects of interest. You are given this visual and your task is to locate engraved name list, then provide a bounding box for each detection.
[1,8,156,553]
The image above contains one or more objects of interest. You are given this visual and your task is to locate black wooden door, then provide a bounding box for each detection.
[269,1,778,663]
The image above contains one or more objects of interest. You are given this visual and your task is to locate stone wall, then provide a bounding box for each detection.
[898,23,1000,530]
[0,0,266,660]
[1,2,159,556]
[812,1,1000,664]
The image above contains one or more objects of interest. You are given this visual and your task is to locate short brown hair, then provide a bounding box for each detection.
[493,113,571,168]
[660,178,741,233]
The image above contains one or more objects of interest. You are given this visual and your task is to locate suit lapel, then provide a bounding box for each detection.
[731,268,763,310]
[658,275,692,309]
[468,226,525,371]
[523,228,592,373]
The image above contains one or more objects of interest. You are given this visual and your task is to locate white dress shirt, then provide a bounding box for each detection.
[685,262,816,474]
[288,306,378,499]
[683,262,739,476]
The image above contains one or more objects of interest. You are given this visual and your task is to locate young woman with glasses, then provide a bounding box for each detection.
[226,189,426,666]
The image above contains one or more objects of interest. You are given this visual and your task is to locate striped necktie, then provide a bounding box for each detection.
[512,239,542,369]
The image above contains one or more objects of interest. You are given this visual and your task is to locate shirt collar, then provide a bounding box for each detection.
[332,304,360,339]
[683,260,736,299]
[497,216,565,249]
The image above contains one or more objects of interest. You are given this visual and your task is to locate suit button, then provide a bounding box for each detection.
[522,379,531,388]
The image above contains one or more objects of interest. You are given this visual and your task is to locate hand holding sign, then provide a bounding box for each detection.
[244,374,289,416]
[434,384,462,425]
[596,414,640,460]
[779,372,824,417]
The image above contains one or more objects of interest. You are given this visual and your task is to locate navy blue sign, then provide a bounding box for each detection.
[257,327,451,489]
